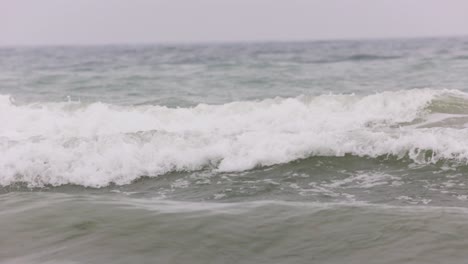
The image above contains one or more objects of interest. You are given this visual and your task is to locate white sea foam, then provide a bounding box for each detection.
[2,89,468,187]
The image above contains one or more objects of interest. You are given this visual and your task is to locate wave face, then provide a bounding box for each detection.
[2,89,468,187]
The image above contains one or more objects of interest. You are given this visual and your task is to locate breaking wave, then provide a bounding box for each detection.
[2,89,468,187]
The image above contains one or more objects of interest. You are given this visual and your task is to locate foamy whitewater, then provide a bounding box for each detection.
[3,89,468,187]
[3,37,468,264]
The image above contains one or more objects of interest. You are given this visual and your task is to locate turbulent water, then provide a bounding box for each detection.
[2,37,468,263]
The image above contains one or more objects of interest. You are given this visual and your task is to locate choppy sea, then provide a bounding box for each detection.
[2,37,468,263]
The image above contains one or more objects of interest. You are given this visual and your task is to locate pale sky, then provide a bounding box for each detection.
[1,0,468,45]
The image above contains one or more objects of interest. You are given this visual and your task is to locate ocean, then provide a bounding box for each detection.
[2,37,468,263]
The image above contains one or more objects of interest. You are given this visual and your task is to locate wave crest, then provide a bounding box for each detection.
[2,89,468,187]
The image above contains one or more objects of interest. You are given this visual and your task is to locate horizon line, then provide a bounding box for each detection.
[1,34,467,48]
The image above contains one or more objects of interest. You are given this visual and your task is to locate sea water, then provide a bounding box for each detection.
[2,37,468,263]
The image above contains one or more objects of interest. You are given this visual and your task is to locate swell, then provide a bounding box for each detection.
[452,55,468,60]
[309,54,403,64]
[342,54,402,62]
[2,89,468,187]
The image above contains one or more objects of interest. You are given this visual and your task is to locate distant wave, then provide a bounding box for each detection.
[344,54,402,61]
[308,54,402,64]
[2,89,468,187]
[452,55,468,60]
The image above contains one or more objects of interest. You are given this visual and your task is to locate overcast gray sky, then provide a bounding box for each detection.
[1,0,468,45]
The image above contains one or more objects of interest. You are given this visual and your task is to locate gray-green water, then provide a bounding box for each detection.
[2,37,468,263]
